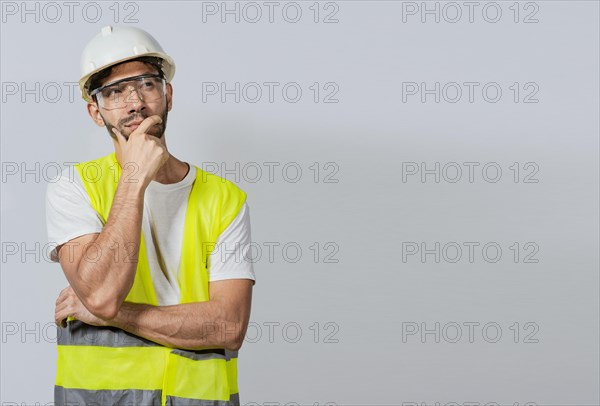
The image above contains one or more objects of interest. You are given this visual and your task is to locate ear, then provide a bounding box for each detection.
[166,82,173,112]
[87,102,106,127]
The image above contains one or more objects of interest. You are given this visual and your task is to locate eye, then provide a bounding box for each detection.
[141,80,157,89]
[102,87,121,97]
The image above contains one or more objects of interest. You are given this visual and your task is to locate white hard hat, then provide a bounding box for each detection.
[79,25,176,102]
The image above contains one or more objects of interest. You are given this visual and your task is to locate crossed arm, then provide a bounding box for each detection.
[107,280,252,351]
[53,171,253,352]
[55,266,253,351]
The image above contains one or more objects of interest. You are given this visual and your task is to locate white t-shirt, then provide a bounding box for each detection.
[45,163,256,306]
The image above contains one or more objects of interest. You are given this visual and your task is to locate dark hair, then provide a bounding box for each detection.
[86,56,164,99]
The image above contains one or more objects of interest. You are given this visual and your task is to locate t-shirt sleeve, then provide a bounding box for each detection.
[45,168,104,263]
[207,201,256,285]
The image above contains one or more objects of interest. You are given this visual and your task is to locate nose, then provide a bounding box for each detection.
[124,87,146,114]
[125,86,143,103]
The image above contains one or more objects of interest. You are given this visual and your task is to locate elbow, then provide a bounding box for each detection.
[210,301,250,351]
[95,305,119,321]
[224,336,243,352]
[224,340,242,352]
[86,294,120,321]
[222,320,247,352]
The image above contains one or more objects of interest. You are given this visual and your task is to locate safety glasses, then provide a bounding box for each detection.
[90,73,166,110]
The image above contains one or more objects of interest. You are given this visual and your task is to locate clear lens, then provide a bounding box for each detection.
[95,75,165,110]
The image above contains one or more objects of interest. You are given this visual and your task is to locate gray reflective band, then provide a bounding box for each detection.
[55,386,240,406]
[172,348,238,361]
[57,320,160,347]
[225,349,238,360]
[55,386,162,405]
[167,392,240,406]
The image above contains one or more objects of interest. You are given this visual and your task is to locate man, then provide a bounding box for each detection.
[46,26,255,405]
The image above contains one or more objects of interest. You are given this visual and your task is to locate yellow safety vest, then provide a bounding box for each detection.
[55,151,246,405]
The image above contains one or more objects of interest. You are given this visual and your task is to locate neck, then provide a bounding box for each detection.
[153,156,190,184]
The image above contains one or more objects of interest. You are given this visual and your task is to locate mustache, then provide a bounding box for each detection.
[120,113,150,127]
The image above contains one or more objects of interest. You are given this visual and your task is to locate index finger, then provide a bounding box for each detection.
[112,127,127,145]
[131,115,162,137]
[57,286,69,298]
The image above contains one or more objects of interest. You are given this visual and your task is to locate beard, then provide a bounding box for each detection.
[103,99,169,141]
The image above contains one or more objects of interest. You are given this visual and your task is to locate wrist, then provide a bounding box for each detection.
[118,174,147,196]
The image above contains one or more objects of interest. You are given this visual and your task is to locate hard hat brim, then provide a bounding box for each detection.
[80,52,175,102]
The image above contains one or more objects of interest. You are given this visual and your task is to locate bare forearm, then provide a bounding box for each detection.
[76,174,145,318]
[108,301,246,351]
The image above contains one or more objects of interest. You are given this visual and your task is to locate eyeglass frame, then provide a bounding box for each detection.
[89,73,167,109]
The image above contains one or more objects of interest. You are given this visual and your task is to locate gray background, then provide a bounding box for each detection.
[1,1,599,404]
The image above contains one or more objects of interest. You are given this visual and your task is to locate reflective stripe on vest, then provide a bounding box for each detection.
[55,386,240,406]
[55,152,246,405]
